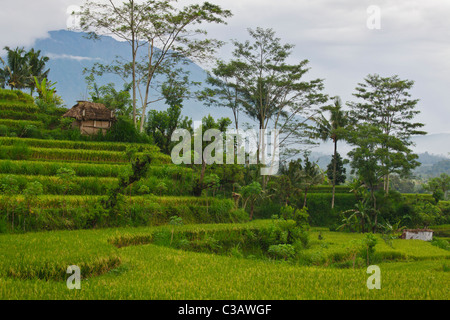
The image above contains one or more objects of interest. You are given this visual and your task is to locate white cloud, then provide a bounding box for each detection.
[0,0,84,49]
[46,53,100,62]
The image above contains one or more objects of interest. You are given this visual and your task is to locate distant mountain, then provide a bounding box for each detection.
[307,152,333,170]
[309,133,450,160]
[309,150,449,179]
[31,29,232,122]
[414,159,450,178]
[417,152,448,165]
[414,152,450,178]
[409,133,450,158]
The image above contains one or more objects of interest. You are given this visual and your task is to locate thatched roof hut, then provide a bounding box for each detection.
[63,101,116,135]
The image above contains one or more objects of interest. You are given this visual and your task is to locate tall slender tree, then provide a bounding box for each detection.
[204,28,327,188]
[0,57,6,88]
[76,0,232,131]
[76,0,152,126]
[300,156,324,208]
[347,74,426,195]
[199,60,248,130]
[233,28,327,158]
[326,153,346,186]
[346,74,426,232]
[314,96,349,208]
[346,124,385,232]
[146,74,193,154]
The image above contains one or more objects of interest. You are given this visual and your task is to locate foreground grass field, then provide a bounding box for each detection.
[0,220,448,300]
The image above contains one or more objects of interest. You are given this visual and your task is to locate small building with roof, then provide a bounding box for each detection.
[62,101,116,135]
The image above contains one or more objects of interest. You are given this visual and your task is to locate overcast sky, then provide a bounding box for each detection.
[1,0,449,135]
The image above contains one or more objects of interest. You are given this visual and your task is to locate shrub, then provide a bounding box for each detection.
[268,244,295,260]
[0,196,242,232]
[433,189,445,203]
[229,209,249,223]
[431,238,450,251]
[360,233,377,265]
[229,244,244,258]
[295,193,357,227]
[103,116,151,144]
[412,202,442,228]
[138,185,150,195]
[20,125,42,139]
[293,229,310,249]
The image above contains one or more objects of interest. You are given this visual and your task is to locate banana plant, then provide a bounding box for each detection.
[33,76,57,104]
[379,219,407,247]
[338,198,373,233]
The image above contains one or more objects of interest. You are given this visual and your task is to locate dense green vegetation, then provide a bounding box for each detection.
[0,87,447,234]
[1,0,449,301]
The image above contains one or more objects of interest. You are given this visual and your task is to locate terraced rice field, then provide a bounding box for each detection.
[0,221,448,299]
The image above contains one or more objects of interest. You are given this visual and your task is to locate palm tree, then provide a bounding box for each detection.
[276,158,303,206]
[2,46,30,90]
[0,57,7,88]
[300,156,324,208]
[1,47,50,94]
[314,96,349,209]
[241,181,263,220]
[26,48,50,95]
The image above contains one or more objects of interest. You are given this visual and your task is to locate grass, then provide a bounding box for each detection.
[0,159,192,178]
[0,119,44,129]
[0,137,160,152]
[0,101,39,113]
[0,228,120,281]
[0,194,228,207]
[0,174,192,196]
[430,224,450,238]
[0,145,171,164]
[0,221,449,300]
[0,173,116,195]
[0,159,127,177]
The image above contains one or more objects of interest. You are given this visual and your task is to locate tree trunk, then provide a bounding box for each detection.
[331,139,337,209]
[199,159,206,188]
[303,187,308,208]
[193,159,207,197]
[361,214,365,233]
[371,189,377,233]
[130,1,137,126]
[386,174,390,194]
